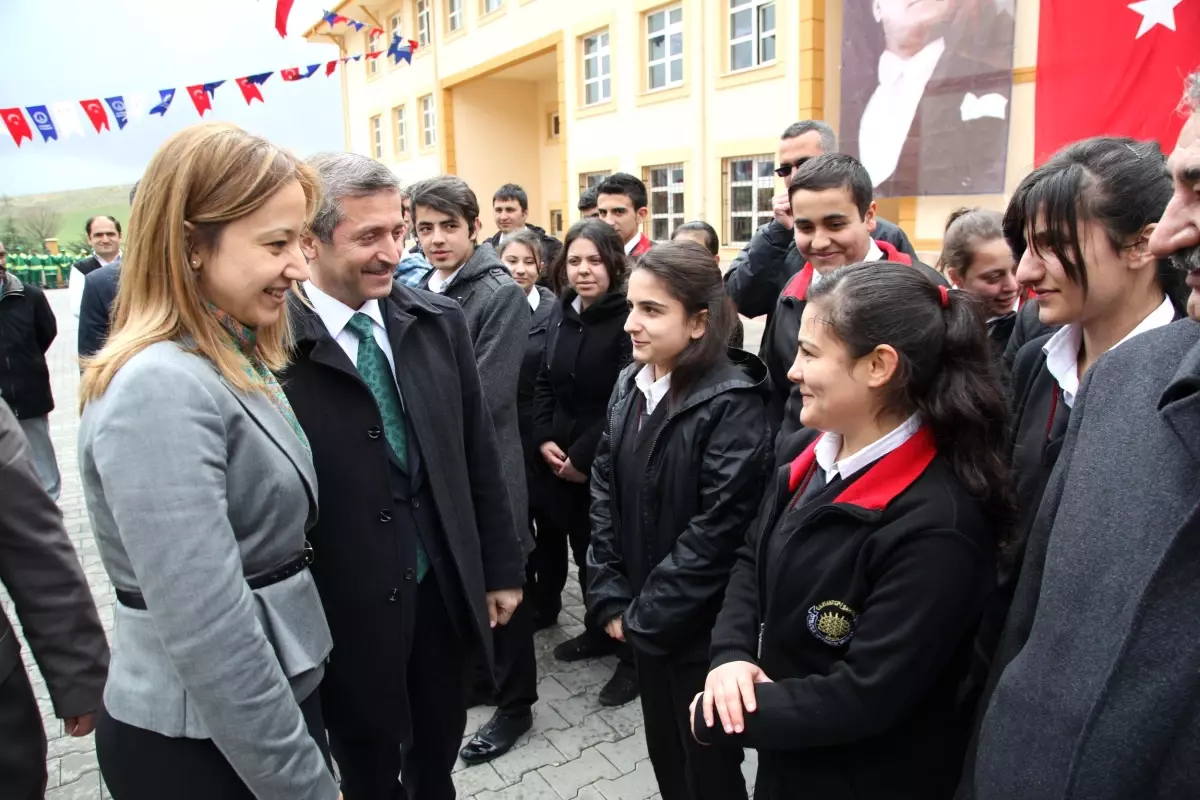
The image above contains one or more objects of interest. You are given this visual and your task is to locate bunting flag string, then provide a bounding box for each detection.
[1,39,417,147]
[320,8,384,37]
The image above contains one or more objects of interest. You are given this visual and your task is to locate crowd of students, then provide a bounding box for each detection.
[3,66,1197,800]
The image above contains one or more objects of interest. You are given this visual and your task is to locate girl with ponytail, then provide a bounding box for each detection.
[693,261,1009,800]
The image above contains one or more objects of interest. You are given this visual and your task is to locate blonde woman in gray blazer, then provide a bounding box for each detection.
[78,124,339,800]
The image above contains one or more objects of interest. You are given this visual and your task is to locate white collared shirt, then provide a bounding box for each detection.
[571,295,583,314]
[635,364,672,419]
[526,286,540,312]
[858,37,947,187]
[427,265,464,294]
[624,232,646,256]
[1042,295,1175,409]
[810,240,883,289]
[815,413,922,485]
[304,280,399,387]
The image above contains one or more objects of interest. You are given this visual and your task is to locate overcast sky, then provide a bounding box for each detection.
[0,0,345,196]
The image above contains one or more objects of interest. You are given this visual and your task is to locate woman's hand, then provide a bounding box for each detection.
[604,615,625,642]
[540,441,566,471]
[701,661,772,735]
[557,458,588,484]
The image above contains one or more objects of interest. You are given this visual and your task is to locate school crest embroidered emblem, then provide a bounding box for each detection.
[807,600,857,646]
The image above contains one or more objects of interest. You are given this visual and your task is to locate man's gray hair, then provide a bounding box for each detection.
[308,152,402,242]
[1185,67,1200,114]
[781,120,837,154]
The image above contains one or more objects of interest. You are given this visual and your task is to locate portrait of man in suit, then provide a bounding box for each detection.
[840,0,1016,197]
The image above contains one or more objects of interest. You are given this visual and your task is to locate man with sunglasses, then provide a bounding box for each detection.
[724,120,918,323]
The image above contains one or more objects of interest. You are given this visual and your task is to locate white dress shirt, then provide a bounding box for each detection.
[304,281,403,399]
[858,37,947,188]
[426,265,464,294]
[1043,295,1175,409]
[634,364,672,421]
[624,232,647,256]
[810,240,883,290]
[571,295,583,314]
[526,286,540,312]
[815,413,922,485]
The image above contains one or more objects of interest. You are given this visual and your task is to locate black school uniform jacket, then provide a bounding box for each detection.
[762,242,947,434]
[520,285,557,503]
[585,350,773,661]
[696,427,995,800]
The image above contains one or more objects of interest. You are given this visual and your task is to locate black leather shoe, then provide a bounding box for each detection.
[458,710,533,765]
[598,662,639,707]
[553,631,618,662]
[531,610,559,632]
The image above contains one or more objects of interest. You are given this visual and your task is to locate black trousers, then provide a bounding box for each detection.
[331,577,467,800]
[96,687,330,799]
[0,666,47,800]
[527,505,568,620]
[492,580,539,716]
[634,651,747,800]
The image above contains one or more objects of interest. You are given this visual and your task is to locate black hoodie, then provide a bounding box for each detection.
[586,349,773,662]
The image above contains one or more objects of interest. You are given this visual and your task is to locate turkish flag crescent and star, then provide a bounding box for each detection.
[80,99,110,133]
[187,84,213,116]
[1035,0,1199,162]
[1,108,33,147]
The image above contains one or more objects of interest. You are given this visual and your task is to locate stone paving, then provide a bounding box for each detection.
[2,289,764,799]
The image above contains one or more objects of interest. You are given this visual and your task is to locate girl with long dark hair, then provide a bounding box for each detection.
[532,219,638,706]
[692,262,1011,800]
[587,241,771,800]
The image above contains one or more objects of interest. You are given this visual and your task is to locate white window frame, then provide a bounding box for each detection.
[393,105,407,155]
[581,29,612,106]
[389,11,403,40]
[370,115,383,159]
[646,5,684,92]
[421,95,436,148]
[724,154,775,245]
[416,0,432,46]
[447,0,463,32]
[644,163,685,242]
[728,0,776,72]
[483,0,503,14]
[579,171,611,195]
[367,30,383,75]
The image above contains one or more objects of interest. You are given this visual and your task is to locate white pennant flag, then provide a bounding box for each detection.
[123,91,149,124]
[50,101,86,139]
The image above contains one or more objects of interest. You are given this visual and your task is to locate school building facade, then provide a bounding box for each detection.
[304,0,1040,261]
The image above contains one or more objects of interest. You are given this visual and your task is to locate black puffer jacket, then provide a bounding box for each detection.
[586,350,773,661]
[0,274,57,419]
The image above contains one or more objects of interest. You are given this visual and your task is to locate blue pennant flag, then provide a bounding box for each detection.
[388,32,413,65]
[24,105,57,141]
[301,64,320,79]
[149,89,175,116]
[321,9,338,25]
[348,20,364,31]
[352,54,362,61]
[203,80,225,98]
[247,72,273,86]
[104,96,129,129]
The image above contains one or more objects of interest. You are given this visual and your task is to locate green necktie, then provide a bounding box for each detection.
[345,313,428,582]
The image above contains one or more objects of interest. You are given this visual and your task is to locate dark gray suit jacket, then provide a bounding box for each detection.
[0,402,108,719]
[77,260,120,359]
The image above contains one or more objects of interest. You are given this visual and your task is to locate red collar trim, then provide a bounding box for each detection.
[630,234,653,257]
[782,240,912,301]
[787,426,937,511]
[1018,287,1036,307]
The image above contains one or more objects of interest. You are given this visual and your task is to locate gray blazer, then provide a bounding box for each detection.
[78,341,337,799]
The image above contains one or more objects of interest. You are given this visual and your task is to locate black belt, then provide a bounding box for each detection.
[116,543,314,611]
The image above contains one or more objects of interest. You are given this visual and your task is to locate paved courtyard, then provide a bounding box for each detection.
[3,289,763,799]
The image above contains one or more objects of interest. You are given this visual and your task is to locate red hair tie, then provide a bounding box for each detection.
[938,285,950,309]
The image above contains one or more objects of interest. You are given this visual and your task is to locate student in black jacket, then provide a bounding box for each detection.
[963,136,1190,755]
[588,242,771,800]
[765,154,947,437]
[532,219,637,706]
[693,262,1012,800]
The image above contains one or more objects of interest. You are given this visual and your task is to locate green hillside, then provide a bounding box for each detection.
[3,184,134,250]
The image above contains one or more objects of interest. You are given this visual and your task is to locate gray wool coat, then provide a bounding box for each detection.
[421,243,533,558]
[968,318,1200,800]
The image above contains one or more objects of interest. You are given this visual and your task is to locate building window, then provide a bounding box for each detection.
[646,5,684,91]
[367,30,383,75]
[547,111,560,140]
[416,0,432,46]
[549,209,564,236]
[724,155,774,244]
[389,11,403,40]
[643,164,685,241]
[370,115,383,159]
[421,94,436,147]
[579,171,611,195]
[483,0,503,13]
[729,0,776,72]
[447,0,463,32]
[581,30,612,106]
[393,106,407,155]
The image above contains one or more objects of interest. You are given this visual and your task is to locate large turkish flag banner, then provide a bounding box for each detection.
[1035,0,1200,161]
